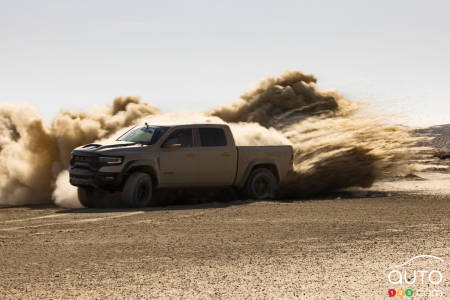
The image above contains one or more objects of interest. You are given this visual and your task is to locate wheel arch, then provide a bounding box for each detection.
[124,164,159,188]
[238,161,280,189]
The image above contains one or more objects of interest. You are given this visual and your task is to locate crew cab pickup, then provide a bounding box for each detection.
[69,123,293,208]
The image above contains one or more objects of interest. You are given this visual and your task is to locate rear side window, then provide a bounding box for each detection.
[199,128,227,147]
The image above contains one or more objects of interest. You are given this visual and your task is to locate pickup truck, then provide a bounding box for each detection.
[69,123,293,208]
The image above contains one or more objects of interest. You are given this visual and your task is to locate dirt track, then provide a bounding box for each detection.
[0,192,449,299]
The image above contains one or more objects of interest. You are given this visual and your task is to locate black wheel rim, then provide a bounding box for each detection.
[253,175,271,198]
[136,181,150,204]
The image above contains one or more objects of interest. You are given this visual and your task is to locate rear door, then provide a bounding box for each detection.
[159,128,197,187]
[193,127,237,186]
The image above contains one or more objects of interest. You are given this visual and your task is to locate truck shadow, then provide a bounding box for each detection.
[55,189,394,214]
[56,200,251,214]
[1,189,394,213]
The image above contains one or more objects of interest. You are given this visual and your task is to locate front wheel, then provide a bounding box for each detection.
[121,172,153,208]
[244,168,278,200]
[77,187,97,208]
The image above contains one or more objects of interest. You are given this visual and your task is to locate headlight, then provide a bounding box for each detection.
[98,156,123,165]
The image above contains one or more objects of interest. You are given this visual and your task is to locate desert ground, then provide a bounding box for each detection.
[0,172,449,299]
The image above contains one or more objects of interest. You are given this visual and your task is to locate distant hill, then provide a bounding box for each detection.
[415,124,450,152]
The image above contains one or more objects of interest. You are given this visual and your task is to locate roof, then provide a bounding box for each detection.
[140,122,228,127]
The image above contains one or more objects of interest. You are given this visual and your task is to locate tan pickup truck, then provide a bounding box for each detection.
[69,123,293,208]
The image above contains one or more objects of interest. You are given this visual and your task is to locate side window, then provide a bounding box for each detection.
[163,129,193,148]
[199,128,227,147]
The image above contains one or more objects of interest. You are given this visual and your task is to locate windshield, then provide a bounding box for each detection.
[117,126,169,145]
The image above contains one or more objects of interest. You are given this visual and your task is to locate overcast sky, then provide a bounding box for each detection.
[1,0,449,125]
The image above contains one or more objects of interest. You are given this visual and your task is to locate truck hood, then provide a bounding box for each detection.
[73,140,146,154]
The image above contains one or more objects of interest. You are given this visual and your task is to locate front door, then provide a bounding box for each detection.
[159,128,197,187]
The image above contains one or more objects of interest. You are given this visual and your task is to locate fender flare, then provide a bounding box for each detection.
[122,160,160,188]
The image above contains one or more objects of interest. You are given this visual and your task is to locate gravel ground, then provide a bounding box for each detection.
[0,188,449,299]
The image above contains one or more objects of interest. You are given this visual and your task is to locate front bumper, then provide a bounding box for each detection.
[69,167,123,190]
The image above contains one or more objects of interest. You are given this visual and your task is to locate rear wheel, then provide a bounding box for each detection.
[77,187,96,208]
[121,172,153,208]
[245,168,277,200]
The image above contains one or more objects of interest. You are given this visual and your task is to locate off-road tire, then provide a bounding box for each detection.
[244,168,277,200]
[77,187,97,208]
[121,172,153,208]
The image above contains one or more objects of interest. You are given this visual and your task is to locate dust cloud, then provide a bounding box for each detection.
[0,71,421,206]
[0,97,158,206]
[211,71,420,196]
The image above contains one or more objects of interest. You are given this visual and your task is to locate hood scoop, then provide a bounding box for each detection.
[96,142,137,150]
[82,143,102,149]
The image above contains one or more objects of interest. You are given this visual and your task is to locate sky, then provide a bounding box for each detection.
[1,0,449,126]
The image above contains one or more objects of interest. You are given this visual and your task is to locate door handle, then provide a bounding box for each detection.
[221,152,231,157]
[186,153,196,158]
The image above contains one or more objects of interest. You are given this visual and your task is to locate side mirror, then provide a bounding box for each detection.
[165,143,182,149]
[163,138,182,149]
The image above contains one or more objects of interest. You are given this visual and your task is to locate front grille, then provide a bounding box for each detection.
[71,154,99,170]
[73,155,97,163]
